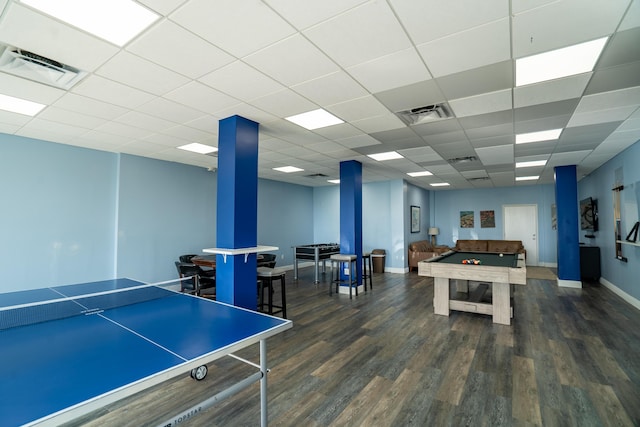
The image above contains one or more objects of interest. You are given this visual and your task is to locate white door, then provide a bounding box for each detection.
[503,204,538,265]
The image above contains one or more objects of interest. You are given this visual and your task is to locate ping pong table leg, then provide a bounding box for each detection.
[260,338,268,427]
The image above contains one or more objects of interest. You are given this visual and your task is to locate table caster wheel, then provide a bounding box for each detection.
[190,365,207,381]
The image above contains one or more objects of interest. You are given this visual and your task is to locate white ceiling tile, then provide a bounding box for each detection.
[567,105,637,127]
[304,1,412,68]
[573,86,640,113]
[418,18,511,77]
[449,89,512,118]
[0,110,31,126]
[619,0,640,31]
[96,51,190,96]
[346,48,431,93]
[245,34,339,86]
[95,121,154,139]
[0,72,65,104]
[335,134,381,149]
[327,95,391,122]
[264,0,368,30]
[292,71,368,106]
[18,118,87,140]
[475,144,514,165]
[51,93,128,120]
[0,3,118,72]
[351,113,405,134]
[126,20,235,79]
[390,0,509,45]
[249,89,316,118]
[548,150,592,166]
[72,75,156,108]
[213,104,279,126]
[514,74,591,108]
[164,81,240,113]
[140,132,190,148]
[138,0,188,16]
[162,125,218,143]
[171,0,296,57]
[138,97,205,123]
[37,107,107,129]
[114,111,176,132]
[199,61,284,102]
[512,0,630,58]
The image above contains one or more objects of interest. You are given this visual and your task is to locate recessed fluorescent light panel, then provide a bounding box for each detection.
[516,129,562,144]
[20,0,160,47]
[516,37,607,86]
[328,179,340,184]
[273,166,304,173]
[178,143,217,154]
[430,183,450,187]
[368,151,403,161]
[407,171,433,177]
[516,160,547,168]
[285,108,344,130]
[0,93,45,116]
[516,176,539,181]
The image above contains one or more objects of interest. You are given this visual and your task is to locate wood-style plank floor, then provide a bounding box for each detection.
[69,267,640,427]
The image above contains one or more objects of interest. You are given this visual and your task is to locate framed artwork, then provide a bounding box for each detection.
[411,205,420,233]
[460,211,474,228]
[480,210,495,228]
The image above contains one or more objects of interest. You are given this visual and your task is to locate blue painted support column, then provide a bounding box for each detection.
[554,165,581,288]
[216,115,259,308]
[339,161,363,289]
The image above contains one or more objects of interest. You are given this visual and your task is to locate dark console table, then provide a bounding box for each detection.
[580,245,601,282]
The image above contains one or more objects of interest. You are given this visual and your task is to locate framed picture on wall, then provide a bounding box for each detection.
[480,210,495,228]
[411,205,420,233]
[460,210,474,228]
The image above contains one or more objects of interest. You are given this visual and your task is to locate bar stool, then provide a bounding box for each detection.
[257,267,287,318]
[362,252,373,290]
[330,254,358,298]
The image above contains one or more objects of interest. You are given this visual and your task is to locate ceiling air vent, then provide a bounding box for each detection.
[305,173,329,179]
[396,103,454,126]
[448,156,478,164]
[468,176,490,182]
[0,45,87,90]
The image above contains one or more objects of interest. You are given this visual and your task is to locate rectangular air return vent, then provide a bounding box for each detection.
[305,173,329,179]
[448,156,478,164]
[0,44,87,89]
[396,103,454,126]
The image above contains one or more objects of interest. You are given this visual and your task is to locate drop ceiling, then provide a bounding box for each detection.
[0,0,639,189]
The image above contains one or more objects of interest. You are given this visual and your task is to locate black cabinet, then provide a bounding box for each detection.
[580,246,601,281]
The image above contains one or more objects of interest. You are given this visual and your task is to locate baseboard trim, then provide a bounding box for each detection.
[557,278,582,288]
[386,267,407,274]
[600,277,640,311]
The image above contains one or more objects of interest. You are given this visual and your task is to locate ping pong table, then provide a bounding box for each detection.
[0,278,292,427]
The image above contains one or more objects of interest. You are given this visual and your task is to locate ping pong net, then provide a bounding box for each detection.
[0,279,184,331]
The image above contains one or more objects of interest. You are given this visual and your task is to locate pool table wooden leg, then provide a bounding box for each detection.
[434,277,450,316]
[493,282,511,325]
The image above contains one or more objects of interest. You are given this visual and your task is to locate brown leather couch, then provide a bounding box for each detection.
[454,239,525,256]
[408,240,450,271]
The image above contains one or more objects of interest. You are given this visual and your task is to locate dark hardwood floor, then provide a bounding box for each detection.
[72,266,640,427]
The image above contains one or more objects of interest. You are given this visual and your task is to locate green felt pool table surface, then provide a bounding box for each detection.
[432,251,519,267]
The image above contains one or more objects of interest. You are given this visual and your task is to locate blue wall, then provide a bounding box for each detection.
[116,154,217,283]
[0,135,117,291]
[577,140,640,302]
[432,185,558,265]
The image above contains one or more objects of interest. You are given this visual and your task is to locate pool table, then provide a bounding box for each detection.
[418,251,526,325]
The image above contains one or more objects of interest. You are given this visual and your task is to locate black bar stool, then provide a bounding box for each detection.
[329,254,358,298]
[362,252,373,290]
[257,267,287,318]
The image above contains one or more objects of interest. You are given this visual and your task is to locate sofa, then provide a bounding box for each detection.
[408,240,450,271]
[454,239,525,256]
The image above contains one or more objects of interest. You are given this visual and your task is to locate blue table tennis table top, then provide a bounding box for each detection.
[0,278,292,427]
